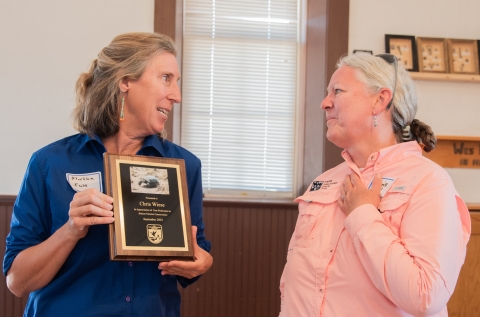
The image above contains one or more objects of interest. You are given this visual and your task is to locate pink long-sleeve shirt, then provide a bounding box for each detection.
[279,141,471,317]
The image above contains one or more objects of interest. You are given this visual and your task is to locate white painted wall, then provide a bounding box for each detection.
[348,0,480,203]
[0,0,154,194]
[1,0,478,203]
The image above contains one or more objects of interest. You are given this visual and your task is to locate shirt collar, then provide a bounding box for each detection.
[76,133,105,154]
[140,134,166,157]
[76,133,166,157]
[342,141,423,171]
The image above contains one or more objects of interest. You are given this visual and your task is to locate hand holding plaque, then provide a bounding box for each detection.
[159,225,213,278]
[103,153,194,261]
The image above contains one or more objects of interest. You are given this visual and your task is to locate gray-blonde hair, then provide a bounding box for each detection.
[73,32,177,138]
[337,53,436,152]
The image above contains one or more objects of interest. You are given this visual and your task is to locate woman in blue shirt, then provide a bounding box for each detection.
[4,32,212,317]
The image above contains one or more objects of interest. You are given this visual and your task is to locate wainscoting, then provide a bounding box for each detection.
[1,196,479,317]
[179,201,298,317]
[0,196,29,317]
[447,208,480,317]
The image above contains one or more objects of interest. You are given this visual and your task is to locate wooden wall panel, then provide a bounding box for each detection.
[447,211,480,317]
[179,201,298,317]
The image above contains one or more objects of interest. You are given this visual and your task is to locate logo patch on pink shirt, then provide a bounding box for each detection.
[309,180,339,191]
[310,181,324,191]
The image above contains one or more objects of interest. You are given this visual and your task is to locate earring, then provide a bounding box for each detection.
[373,115,378,128]
[120,94,125,121]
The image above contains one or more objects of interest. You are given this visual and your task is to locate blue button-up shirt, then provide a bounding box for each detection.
[3,133,211,317]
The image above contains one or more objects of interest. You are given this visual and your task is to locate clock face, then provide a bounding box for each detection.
[419,40,446,72]
[451,43,475,73]
[389,38,413,69]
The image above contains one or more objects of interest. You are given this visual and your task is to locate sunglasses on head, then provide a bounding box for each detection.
[375,53,398,110]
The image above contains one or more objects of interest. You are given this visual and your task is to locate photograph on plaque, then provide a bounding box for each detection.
[103,153,194,262]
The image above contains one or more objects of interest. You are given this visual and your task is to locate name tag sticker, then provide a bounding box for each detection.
[368,177,395,198]
[66,172,102,192]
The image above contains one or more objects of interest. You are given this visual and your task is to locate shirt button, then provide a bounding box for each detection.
[126,296,131,302]
[128,262,133,267]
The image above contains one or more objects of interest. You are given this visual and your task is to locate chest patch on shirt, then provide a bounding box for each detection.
[368,177,395,197]
[309,180,339,192]
[310,181,324,191]
[66,172,103,192]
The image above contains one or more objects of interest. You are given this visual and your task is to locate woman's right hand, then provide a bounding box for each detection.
[67,188,114,241]
[7,188,114,296]
[339,173,382,217]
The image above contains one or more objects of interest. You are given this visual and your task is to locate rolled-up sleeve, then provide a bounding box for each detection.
[3,153,51,276]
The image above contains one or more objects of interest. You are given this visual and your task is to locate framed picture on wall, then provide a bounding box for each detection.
[446,38,479,74]
[385,34,419,72]
[416,37,449,73]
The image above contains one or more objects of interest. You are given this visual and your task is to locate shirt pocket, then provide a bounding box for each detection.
[290,193,337,248]
[378,187,412,236]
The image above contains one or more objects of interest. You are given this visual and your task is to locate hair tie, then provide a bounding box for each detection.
[402,124,412,141]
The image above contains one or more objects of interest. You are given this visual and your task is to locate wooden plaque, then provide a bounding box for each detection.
[423,136,480,169]
[103,153,194,262]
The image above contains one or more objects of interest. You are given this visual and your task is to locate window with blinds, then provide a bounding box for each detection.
[181,0,300,199]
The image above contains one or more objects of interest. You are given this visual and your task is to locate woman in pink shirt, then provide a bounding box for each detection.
[279,53,471,317]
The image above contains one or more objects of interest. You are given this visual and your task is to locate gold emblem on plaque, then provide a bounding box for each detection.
[147,224,163,244]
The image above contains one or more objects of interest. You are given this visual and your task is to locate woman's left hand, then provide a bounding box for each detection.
[339,173,383,217]
[158,226,213,278]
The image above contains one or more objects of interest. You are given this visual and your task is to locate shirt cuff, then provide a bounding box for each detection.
[344,203,383,237]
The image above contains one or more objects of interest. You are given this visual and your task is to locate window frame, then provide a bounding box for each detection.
[174,0,307,201]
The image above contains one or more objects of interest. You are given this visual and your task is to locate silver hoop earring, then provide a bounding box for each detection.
[373,115,378,128]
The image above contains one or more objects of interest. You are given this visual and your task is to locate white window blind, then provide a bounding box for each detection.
[181,0,299,199]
